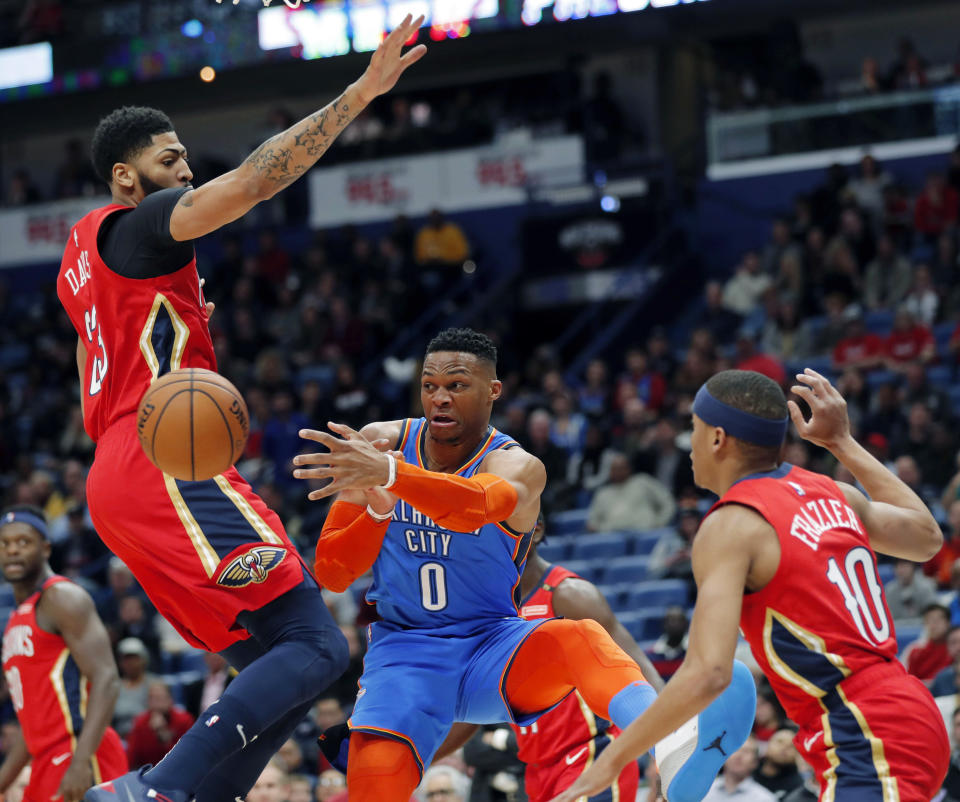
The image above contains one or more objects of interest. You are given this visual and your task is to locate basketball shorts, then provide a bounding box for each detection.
[87,413,306,652]
[349,617,551,774]
[524,735,639,802]
[25,727,127,802]
[795,661,949,802]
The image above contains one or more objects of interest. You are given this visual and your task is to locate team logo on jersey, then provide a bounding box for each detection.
[216,546,287,587]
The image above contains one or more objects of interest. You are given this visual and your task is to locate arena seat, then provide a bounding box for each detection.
[559,559,603,584]
[927,364,953,386]
[896,625,923,655]
[618,609,667,641]
[935,321,956,353]
[599,555,651,585]
[537,540,570,563]
[549,509,591,535]
[595,584,631,612]
[629,527,674,555]
[864,310,894,335]
[876,562,895,585]
[948,385,960,417]
[572,533,629,561]
[627,580,689,610]
[866,369,900,389]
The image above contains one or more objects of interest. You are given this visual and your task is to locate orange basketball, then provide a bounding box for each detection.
[137,368,249,481]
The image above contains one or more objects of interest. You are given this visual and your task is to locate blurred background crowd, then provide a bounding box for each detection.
[4,0,960,799]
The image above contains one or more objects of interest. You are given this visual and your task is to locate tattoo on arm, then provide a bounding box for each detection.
[177,191,194,207]
[244,93,354,190]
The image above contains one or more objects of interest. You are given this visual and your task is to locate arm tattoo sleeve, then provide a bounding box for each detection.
[243,93,356,190]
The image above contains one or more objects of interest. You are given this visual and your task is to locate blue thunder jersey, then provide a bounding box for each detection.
[366,418,534,630]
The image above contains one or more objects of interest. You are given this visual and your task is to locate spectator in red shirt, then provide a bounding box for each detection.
[832,312,884,371]
[616,348,666,412]
[126,681,196,770]
[926,499,960,588]
[914,172,959,242]
[885,306,936,369]
[903,604,952,684]
[734,328,786,386]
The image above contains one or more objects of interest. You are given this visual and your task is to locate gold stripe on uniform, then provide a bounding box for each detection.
[762,609,851,698]
[836,686,900,802]
[163,473,220,577]
[139,292,190,379]
[213,475,284,545]
[48,648,77,751]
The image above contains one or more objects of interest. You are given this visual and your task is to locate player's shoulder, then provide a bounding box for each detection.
[699,502,773,548]
[551,573,613,621]
[39,578,96,618]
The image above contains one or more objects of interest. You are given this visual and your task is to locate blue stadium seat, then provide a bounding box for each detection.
[619,609,667,641]
[596,584,631,612]
[573,533,629,561]
[629,527,674,555]
[550,509,591,535]
[627,580,689,610]
[537,540,569,564]
[928,364,953,386]
[599,556,651,585]
[896,625,923,655]
[948,386,960,417]
[866,370,900,390]
[877,562,895,585]
[560,559,603,584]
[864,310,894,335]
[935,321,956,352]
[297,364,336,390]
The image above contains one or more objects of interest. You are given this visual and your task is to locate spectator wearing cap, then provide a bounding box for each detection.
[113,637,158,738]
[884,307,935,369]
[832,310,884,371]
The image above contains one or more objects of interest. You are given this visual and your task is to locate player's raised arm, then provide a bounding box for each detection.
[296,423,546,534]
[310,421,402,592]
[167,14,426,242]
[788,368,942,561]
[42,583,121,802]
[549,506,755,802]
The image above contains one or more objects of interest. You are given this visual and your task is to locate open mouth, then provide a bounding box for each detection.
[430,414,457,427]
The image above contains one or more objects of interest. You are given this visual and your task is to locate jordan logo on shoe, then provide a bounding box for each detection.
[702,731,727,757]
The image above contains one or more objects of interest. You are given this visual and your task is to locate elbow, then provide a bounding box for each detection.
[921,522,944,562]
[703,662,732,699]
[101,672,121,705]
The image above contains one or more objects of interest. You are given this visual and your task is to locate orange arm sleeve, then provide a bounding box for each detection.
[389,461,519,532]
[314,501,390,593]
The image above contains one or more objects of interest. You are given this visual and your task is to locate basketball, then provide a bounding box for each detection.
[136,368,249,481]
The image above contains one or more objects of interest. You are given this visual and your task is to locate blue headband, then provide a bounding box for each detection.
[693,384,788,447]
[1,511,49,541]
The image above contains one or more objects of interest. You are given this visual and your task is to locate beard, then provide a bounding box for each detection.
[139,173,191,197]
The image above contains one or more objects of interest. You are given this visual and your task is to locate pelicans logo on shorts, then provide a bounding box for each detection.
[216,546,287,587]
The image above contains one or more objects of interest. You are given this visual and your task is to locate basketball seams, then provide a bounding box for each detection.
[192,389,236,467]
[189,370,195,481]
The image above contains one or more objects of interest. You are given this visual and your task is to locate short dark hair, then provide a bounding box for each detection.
[705,370,787,466]
[91,106,175,184]
[924,603,951,619]
[425,328,497,367]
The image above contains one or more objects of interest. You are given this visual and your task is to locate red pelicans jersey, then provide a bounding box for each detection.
[515,566,638,802]
[2,576,117,756]
[56,203,215,442]
[708,464,897,726]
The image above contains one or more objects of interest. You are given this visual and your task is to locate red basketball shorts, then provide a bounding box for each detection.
[795,662,949,802]
[524,736,639,802]
[25,728,127,802]
[87,413,306,652]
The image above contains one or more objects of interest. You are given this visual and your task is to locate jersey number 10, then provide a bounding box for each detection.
[826,546,891,647]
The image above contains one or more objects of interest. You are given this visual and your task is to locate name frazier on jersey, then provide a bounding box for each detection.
[393,500,481,558]
[790,497,864,550]
[2,625,34,660]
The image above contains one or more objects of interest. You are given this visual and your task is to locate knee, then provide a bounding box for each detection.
[298,624,350,694]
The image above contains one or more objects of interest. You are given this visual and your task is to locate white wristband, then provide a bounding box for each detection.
[379,453,397,490]
[366,505,392,523]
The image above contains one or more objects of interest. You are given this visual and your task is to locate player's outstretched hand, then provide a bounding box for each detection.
[295,422,394,500]
[354,14,427,105]
[787,368,851,451]
[548,751,619,802]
